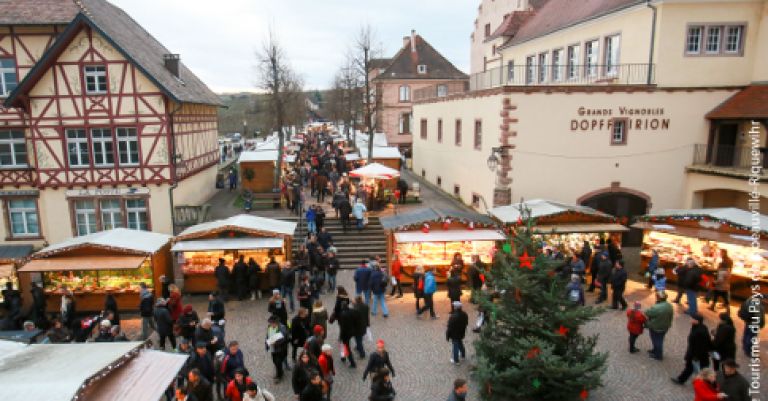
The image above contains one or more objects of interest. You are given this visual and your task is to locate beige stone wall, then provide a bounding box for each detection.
[752,1,768,81]
[471,0,528,74]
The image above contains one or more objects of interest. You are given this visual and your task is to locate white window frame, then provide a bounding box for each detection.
[436,84,448,98]
[525,55,535,84]
[74,200,97,236]
[611,119,627,145]
[116,127,139,165]
[0,130,27,167]
[417,64,427,74]
[584,40,599,78]
[398,85,410,102]
[551,49,563,82]
[66,129,90,168]
[99,199,123,230]
[566,44,580,80]
[538,52,548,83]
[84,65,107,94]
[91,128,114,167]
[604,34,620,77]
[0,58,17,97]
[705,26,722,54]
[7,198,39,237]
[399,113,411,135]
[126,199,148,230]
[507,60,515,83]
[686,26,703,54]
[724,25,743,53]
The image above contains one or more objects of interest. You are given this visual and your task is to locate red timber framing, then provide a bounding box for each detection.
[171,103,218,181]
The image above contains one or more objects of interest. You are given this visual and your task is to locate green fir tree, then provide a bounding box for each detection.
[473,208,608,401]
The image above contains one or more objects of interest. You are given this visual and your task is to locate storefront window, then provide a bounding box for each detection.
[43,259,153,293]
[180,249,283,275]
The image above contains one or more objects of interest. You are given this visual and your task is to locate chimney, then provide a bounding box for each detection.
[410,30,416,53]
[163,54,180,78]
[403,36,410,48]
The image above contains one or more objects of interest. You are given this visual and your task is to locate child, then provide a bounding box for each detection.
[626,301,647,353]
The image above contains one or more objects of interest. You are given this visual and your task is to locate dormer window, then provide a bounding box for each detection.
[84,65,107,94]
[417,65,427,74]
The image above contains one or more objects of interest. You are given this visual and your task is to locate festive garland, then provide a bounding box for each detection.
[635,214,758,233]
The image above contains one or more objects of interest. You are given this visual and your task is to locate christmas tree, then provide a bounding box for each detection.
[473,208,607,401]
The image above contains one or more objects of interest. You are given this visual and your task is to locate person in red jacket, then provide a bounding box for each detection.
[388,254,403,298]
[168,284,183,322]
[626,301,647,353]
[225,368,253,401]
[693,369,727,401]
[318,344,335,400]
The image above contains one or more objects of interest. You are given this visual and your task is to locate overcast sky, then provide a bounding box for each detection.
[110,0,476,93]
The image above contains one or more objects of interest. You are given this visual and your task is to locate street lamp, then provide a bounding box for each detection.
[487,146,512,171]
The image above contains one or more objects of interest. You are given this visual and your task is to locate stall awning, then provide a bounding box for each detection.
[18,255,148,272]
[632,222,768,249]
[0,263,14,277]
[172,238,284,252]
[533,223,629,234]
[394,229,505,243]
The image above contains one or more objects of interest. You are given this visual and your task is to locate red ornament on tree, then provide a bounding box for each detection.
[526,346,541,359]
[557,325,570,336]
[421,223,430,233]
[519,251,534,269]
[580,388,589,400]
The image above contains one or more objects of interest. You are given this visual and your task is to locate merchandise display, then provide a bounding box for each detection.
[535,232,605,253]
[43,260,154,294]
[180,249,284,275]
[396,241,495,267]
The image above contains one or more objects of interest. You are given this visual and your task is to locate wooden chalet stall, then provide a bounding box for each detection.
[0,246,33,309]
[633,208,768,299]
[380,207,504,284]
[359,146,403,172]
[173,215,296,293]
[489,199,628,254]
[17,229,172,313]
[238,151,279,193]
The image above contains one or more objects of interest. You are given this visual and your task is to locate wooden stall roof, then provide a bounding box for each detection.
[359,146,402,160]
[380,207,498,231]
[635,208,768,235]
[533,223,629,234]
[0,341,141,401]
[34,228,171,258]
[489,199,617,224]
[394,229,505,243]
[349,163,401,179]
[632,222,768,249]
[175,214,297,241]
[19,255,148,272]
[238,150,279,163]
[172,237,284,252]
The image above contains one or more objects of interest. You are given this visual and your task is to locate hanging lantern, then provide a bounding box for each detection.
[421,223,430,233]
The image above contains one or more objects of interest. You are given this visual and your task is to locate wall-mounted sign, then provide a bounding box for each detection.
[570,107,670,132]
[65,187,150,197]
[0,190,39,197]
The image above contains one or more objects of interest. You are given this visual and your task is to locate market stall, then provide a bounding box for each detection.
[17,229,173,313]
[172,214,296,293]
[489,199,628,255]
[359,146,403,171]
[0,245,32,307]
[349,162,401,210]
[633,208,768,299]
[380,207,504,284]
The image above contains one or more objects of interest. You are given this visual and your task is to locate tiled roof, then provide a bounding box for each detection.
[487,10,537,41]
[0,0,79,25]
[369,58,392,70]
[706,85,768,119]
[5,0,222,107]
[506,0,645,47]
[375,35,467,81]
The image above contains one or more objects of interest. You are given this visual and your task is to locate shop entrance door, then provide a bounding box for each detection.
[580,192,648,246]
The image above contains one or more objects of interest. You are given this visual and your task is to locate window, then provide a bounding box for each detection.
[474,119,482,150]
[604,35,620,76]
[483,56,487,72]
[437,119,443,143]
[399,113,411,135]
[525,55,535,84]
[7,199,39,237]
[91,128,114,167]
[398,85,410,102]
[538,52,548,83]
[417,65,427,74]
[420,118,427,140]
[455,119,462,146]
[485,23,491,38]
[84,65,107,94]
[686,26,703,54]
[705,26,722,53]
[66,129,90,167]
[437,84,448,97]
[567,44,580,79]
[725,25,743,53]
[552,49,563,82]
[126,199,148,230]
[0,130,27,167]
[507,60,515,82]
[437,176,442,187]
[100,199,123,230]
[421,168,426,178]
[453,185,461,197]
[116,127,139,165]
[585,40,599,77]
[471,193,481,208]
[492,45,496,55]
[74,200,97,236]
[0,59,17,97]
[611,119,627,145]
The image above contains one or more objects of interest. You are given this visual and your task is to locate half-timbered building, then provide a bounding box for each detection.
[0,0,221,246]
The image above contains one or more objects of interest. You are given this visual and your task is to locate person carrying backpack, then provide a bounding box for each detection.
[417,267,438,319]
[369,265,389,318]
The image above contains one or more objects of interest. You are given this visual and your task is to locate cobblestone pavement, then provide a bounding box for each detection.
[121,275,768,401]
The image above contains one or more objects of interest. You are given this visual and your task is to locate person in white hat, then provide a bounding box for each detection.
[446,301,468,365]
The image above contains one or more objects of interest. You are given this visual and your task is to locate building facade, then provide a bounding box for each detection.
[0,0,220,247]
[371,31,468,152]
[413,0,768,245]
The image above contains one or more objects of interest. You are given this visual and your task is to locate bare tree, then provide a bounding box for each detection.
[351,25,380,163]
[331,55,362,146]
[256,30,303,189]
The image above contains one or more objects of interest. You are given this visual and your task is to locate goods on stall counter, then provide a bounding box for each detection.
[397,241,495,267]
[44,264,153,293]
[534,232,605,254]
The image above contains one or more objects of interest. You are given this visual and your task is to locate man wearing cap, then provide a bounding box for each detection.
[446,301,469,365]
[645,291,673,360]
[672,313,712,385]
[716,359,750,401]
[305,324,325,361]
[363,340,396,381]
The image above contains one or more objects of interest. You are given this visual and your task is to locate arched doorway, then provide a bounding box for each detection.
[578,188,650,246]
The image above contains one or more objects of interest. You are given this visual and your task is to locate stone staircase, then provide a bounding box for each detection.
[285,215,388,269]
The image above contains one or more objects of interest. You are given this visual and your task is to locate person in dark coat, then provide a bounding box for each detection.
[368,368,396,401]
[673,313,712,384]
[580,240,592,266]
[186,368,213,401]
[160,275,171,300]
[30,282,46,325]
[247,257,262,300]
[317,227,333,251]
[214,259,231,302]
[352,295,369,359]
[153,298,175,350]
[412,265,425,312]
[446,301,469,364]
[232,255,249,301]
[293,351,319,397]
[672,260,691,304]
[353,260,372,305]
[396,179,408,204]
[338,197,352,233]
[195,318,219,355]
[178,304,200,342]
[266,257,281,291]
[711,312,736,372]
[299,370,324,401]
[336,300,357,368]
[594,252,612,304]
[716,359,750,401]
[327,251,340,292]
[587,248,601,292]
[606,238,620,265]
[738,294,764,358]
[208,292,225,322]
[363,339,395,381]
[104,293,120,326]
[291,308,312,362]
[189,342,216,383]
[610,260,628,310]
[281,262,297,312]
[221,341,246,383]
[446,269,463,312]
